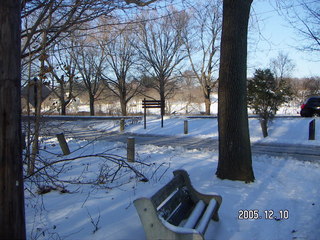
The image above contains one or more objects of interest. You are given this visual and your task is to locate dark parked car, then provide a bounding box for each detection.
[300,96,320,117]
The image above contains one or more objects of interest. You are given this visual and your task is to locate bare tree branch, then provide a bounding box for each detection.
[125,0,158,6]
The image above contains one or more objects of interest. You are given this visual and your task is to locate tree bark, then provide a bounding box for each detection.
[61,99,67,115]
[204,94,211,115]
[216,0,255,182]
[89,94,95,116]
[260,119,268,138]
[120,98,127,116]
[159,82,166,115]
[0,0,26,238]
[59,81,67,115]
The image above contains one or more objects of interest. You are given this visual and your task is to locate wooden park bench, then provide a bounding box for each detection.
[134,169,222,240]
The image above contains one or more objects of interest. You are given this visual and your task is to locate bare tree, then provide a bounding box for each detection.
[0,1,26,239]
[135,9,188,113]
[1,0,158,238]
[125,0,158,5]
[46,40,78,115]
[21,0,161,116]
[101,25,140,116]
[300,77,320,97]
[27,17,55,176]
[183,0,222,114]
[22,1,103,60]
[216,0,255,182]
[177,70,202,114]
[270,51,295,82]
[72,41,106,116]
[21,0,152,61]
[277,1,320,53]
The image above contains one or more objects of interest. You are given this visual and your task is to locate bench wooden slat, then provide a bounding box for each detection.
[151,174,184,207]
[158,187,191,222]
[166,197,193,225]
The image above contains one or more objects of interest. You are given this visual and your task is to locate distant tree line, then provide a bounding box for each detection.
[21,0,224,117]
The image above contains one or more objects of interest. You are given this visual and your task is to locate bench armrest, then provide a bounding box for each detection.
[173,169,222,218]
[134,197,204,240]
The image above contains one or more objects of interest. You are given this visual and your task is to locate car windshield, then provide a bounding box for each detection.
[307,97,320,106]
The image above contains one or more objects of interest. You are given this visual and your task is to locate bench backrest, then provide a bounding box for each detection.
[150,172,195,225]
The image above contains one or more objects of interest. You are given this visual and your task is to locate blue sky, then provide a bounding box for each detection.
[248,0,319,78]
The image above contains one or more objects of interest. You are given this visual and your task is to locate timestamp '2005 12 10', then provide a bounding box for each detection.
[238,209,289,220]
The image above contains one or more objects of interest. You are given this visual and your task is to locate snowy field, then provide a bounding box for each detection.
[25,117,320,240]
[92,116,320,145]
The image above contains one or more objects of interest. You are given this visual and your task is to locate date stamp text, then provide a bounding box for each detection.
[238,209,289,220]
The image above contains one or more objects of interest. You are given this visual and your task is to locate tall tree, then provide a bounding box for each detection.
[101,25,140,116]
[0,0,26,239]
[183,0,222,114]
[270,51,295,82]
[1,0,157,239]
[135,9,188,112]
[46,40,78,115]
[72,43,105,116]
[216,0,255,182]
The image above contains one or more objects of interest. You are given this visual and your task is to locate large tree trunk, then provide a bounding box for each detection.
[260,118,268,138]
[204,94,211,115]
[89,94,95,116]
[59,83,67,115]
[159,78,166,115]
[120,98,127,116]
[61,100,67,115]
[0,1,26,239]
[216,0,255,182]
[120,83,128,116]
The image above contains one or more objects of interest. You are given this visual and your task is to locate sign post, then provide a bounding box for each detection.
[142,98,165,129]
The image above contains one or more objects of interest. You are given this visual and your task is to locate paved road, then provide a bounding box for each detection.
[42,120,320,163]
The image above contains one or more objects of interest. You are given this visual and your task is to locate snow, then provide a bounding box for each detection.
[25,116,320,240]
[92,116,320,145]
[184,200,206,228]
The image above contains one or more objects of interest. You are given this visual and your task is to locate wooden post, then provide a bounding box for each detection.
[120,119,125,132]
[127,137,135,162]
[184,120,188,134]
[56,133,70,155]
[309,119,316,140]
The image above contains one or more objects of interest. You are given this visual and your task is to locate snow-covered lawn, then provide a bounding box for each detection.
[25,117,320,240]
[92,116,320,145]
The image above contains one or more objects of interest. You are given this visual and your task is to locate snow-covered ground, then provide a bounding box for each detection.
[92,116,320,146]
[25,117,320,240]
